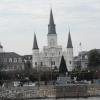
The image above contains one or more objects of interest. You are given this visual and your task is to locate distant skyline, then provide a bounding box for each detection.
[0,0,100,56]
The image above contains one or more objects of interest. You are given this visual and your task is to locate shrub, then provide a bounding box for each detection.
[71,72,93,80]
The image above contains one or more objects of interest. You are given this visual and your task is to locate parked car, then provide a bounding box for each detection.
[47,81,54,85]
[13,81,20,87]
[23,82,35,86]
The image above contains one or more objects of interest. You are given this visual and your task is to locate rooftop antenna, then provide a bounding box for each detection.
[34,27,35,33]
[50,3,52,9]
[68,27,70,32]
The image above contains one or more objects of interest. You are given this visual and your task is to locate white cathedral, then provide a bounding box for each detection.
[32,9,74,71]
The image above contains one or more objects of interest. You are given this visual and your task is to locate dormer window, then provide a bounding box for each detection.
[9,58,12,62]
[4,58,7,62]
[18,58,22,63]
[85,55,88,59]
[28,56,30,59]
[14,58,17,62]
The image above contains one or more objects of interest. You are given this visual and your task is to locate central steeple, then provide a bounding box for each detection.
[48,9,56,34]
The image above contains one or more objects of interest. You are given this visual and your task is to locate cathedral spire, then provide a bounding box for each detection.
[67,30,73,48]
[49,8,54,25]
[48,8,56,34]
[33,33,39,49]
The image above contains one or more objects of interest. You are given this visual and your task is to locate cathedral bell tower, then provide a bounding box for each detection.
[47,9,57,47]
[32,33,40,68]
[66,30,74,71]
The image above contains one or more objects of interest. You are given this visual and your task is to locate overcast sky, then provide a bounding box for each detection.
[0,0,100,56]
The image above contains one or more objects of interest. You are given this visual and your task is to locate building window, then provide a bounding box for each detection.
[59,52,60,55]
[35,62,37,66]
[9,66,12,69]
[69,61,71,64]
[85,55,88,59]
[4,66,7,69]
[50,42,52,46]
[45,52,47,56]
[54,61,55,65]
[9,58,12,62]
[4,58,7,62]
[14,65,17,69]
[18,58,22,63]
[19,65,22,69]
[14,58,17,62]
[51,61,55,65]
[41,62,42,66]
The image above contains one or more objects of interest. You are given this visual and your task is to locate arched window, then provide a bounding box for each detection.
[19,65,22,69]
[69,61,71,64]
[14,65,17,69]
[59,52,60,55]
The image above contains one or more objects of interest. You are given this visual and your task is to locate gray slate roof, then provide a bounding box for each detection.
[67,31,73,48]
[0,52,22,58]
[0,52,24,62]
[74,49,100,60]
[33,33,39,49]
[24,55,32,60]
[48,9,56,34]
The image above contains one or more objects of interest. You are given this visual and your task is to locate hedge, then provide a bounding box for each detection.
[71,72,93,80]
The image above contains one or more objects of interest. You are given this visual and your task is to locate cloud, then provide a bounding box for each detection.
[0,0,100,56]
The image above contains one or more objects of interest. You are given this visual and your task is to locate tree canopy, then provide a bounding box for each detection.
[59,55,68,74]
[88,49,100,67]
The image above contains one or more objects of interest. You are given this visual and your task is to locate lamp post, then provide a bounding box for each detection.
[83,74,84,83]
[49,57,52,81]
[50,59,52,81]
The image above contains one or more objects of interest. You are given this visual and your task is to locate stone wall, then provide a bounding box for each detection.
[55,85,87,98]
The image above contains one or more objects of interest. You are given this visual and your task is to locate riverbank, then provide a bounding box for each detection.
[0,84,100,99]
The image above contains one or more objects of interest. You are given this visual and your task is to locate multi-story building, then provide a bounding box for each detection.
[74,49,100,70]
[0,43,24,71]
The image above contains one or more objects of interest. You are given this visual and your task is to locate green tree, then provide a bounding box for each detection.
[88,49,100,67]
[59,55,68,74]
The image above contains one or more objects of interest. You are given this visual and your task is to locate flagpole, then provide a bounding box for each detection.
[80,42,82,70]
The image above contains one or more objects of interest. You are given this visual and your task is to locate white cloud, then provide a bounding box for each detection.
[0,0,100,56]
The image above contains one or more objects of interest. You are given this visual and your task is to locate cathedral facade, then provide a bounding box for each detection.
[32,9,74,71]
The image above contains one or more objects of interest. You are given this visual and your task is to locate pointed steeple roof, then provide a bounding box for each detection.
[33,33,39,49]
[49,9,54,25]
[67,30,73,48]
[48,8,56,34]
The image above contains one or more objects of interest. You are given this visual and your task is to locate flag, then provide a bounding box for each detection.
[79,42,81,46]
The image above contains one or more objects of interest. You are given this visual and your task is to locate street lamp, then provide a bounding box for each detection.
[49,57,52,81]
[50,59,52,81]
[83,74,84,83]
